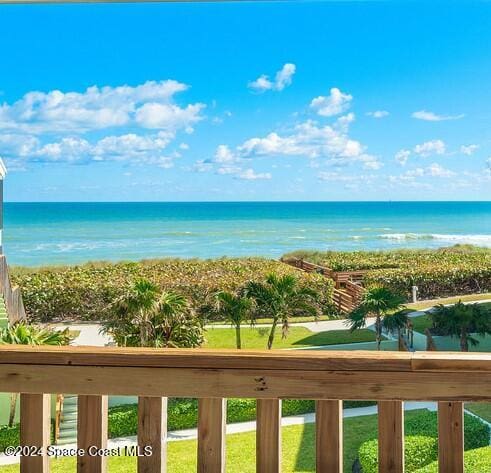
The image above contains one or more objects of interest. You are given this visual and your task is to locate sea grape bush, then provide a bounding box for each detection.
[11,258,334,323]
[284,246,491,300]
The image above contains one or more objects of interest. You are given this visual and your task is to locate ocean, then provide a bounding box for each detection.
[4,201,491,267]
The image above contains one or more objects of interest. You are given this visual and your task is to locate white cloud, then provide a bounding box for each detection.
[395,149,411,165]
[412,110,465,121]
[310,87,352,117]
[460,144,478,156]
[135,103,204,130]
[235,168,272,180]
[6,131,178,168]
[0,80,204,134]
[366,110,389,118]
[413,139,446,157]
[393,163,455,182]
[248,63,296,93]
[214,144,237,164]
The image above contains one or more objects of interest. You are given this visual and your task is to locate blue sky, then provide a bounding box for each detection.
[1,1,491,201]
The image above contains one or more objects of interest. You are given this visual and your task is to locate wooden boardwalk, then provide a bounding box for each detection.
[283,257,366,314]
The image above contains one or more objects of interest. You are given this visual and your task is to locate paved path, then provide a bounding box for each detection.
[0,402,437,465]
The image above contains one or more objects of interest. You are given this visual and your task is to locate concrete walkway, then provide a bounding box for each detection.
[0,402,437,465]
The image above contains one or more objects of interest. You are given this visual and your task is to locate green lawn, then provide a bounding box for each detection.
[409,302,491,334]
[204,326,377,349]
[410,314,432,333]
[209,315,332,325]
[466,402,491,423]
[407,293,491,310]
[0,410,433,473]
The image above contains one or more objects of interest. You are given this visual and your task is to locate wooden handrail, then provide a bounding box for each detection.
[2,347,488,473]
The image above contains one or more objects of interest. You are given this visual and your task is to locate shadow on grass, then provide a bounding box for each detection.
[293,423,315,472]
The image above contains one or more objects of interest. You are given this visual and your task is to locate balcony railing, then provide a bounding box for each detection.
[1,346,491,472]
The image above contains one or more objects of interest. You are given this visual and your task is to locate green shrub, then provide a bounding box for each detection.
[359,436,437,473]
[414,446,491,473]
[283,246,491,300]
[107,399,376,438]
[0,425,19,453]
[405,410,489,450]
[12,258,334,323]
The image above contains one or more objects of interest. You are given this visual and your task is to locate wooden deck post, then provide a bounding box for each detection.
[316,400,343,473]
[198,398,226,473]
[256,399,281,473]
[378,401,404,473]
[138,396,167,473]
[438,401,464,473]
[77,394,108,473]
[20,393,51,473]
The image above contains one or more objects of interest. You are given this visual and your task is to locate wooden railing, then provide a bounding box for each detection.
[1,346,490,472]
[0,255,26,324]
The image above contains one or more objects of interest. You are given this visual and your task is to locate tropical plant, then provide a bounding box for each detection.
[214,291,252,348]
[429,301,491,351]
[0,322,72,427]
[101,282,204,348]
[112,279,160,346]
[244,273,319,349]
[382,308,411,340]
[12,258,334,323]
[284,246,491,300]
[347,286,405,350]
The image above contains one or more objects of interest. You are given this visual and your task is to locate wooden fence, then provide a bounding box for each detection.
[1,345,490,472]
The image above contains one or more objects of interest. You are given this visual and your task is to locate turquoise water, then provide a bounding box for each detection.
[4,202,491,266]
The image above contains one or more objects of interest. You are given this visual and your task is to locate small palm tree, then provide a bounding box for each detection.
[151,291,203,348]
[103,284,203,348]
[244,273,319,349]
[382,308,411,340]
[347,286,405,350]
[0,323,72,427]
[114,279,160,346]
[430,301,491,352]
[214,291,252,349]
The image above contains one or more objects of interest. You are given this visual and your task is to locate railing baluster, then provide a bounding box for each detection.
[378,401,404,473]
[197,398,226,473]
[256,399,281,473]
[438,401,464,473]
[138,396,167,473]
[315,400,343,473]
[20,393,50,473]
[77,394,108,473]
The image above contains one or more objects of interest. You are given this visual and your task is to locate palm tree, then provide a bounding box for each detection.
[114,279,160,346]
[0,323,72,427]
[102,285,203,348]
[382,308,411,340]
[430,301,491,352]
[214,291,252,348]
[151,291,204,348]
[244,273,319,349]
[347,286,405,350]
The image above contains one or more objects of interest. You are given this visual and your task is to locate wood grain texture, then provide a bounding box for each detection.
[0,345,414,371]
[197,398,226,473]
[315,400,342,473]
[438,402,464,473]
[256,399,281,473]
[378,401,404,473]
[3,364,491,400]
[138,397,167,473]
[20,393,50,473]
[77,395,108,473]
